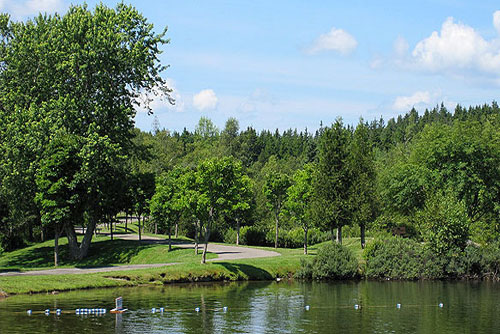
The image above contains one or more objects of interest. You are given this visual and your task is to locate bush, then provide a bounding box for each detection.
[241,226,269,246]
[364,237,500,280]
[223,228,237,244]
[296,243,359,280]
[363,238,424,279]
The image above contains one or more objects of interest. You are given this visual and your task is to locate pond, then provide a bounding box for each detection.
[0,280,499,333]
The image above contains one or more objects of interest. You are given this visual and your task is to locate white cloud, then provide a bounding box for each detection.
[193,89,218,111]
[308,27,358,55]
[494,11,500,34]
[408,14,500,75]
[393,36,409,58]
[393,91,431,111]
[3,0,66,18]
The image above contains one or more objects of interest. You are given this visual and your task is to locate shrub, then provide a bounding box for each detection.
[296,243,358,280]
[241,226,269,246]
[363,238,424,279]
[223,228,237,244]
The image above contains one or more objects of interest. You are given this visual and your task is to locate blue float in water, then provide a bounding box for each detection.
[439,303,444,308]
[305,305,310,311]
[27,310,32,315]
[354,304,360,310]
[159,307,164,313]
[396,304,401,309]
[152,308,156,313]
[223,306,228,312]
[45,309,50,315]
[195,307,200,312]
[56,309,61,316]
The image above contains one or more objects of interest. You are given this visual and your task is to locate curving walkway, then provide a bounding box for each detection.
[0,234,280,277]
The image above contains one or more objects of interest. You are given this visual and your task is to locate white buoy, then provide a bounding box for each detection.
[152,308,156,313]
[56,309,61,316]
[396,304,401,309]
[27,310,32,315]
[439,303,444,308]
[354,304,360,310]
[223,306,228,312]
[45,309,50,315]
[195,307,200,312]
[159,307,164,313]
[305,305,310,311]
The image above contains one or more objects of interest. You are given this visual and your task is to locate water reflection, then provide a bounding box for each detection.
[0,281,500,333]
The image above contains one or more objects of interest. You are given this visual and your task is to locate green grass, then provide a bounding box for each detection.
[0,236,215,271]
[0,236,369,296]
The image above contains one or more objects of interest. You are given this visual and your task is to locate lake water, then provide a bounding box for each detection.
[0,280,499,333]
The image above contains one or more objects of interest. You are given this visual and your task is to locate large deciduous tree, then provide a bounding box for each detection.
[0,3,172,259]
[195,157,248,264]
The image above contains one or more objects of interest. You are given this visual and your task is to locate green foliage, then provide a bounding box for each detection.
[312,119,353,236]
[297,243,358,280]
[0,3,171,257]
[419,191,470,254]
[150,168,184,237]
[363,238,424,279]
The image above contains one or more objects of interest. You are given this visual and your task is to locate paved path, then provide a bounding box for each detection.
[0,234,280,277]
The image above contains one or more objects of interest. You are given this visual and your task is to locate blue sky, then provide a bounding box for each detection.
[3,1,500,132]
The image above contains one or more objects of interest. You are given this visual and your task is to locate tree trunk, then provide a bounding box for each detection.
[336,226,342,244]
[110,217,113,241]
[331,227,335,243]
[274,214,279,249]
[125,213,128,233]
[202,225,211,264]
[41,226,45,242]
[194,220,199,255]
[54,225,60,267]
[142,216,146,236]
[155,222,157,235]
[236,219,240,246]
[168,225,172,251]
[138,215,142,241]
[303,227,308,255]
[175,223,178,238]
[360,224,366,249]
[64,220,96,260]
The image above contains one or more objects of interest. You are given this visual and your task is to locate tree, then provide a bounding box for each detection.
[220,117,240,157]
[230,174,253,246]
[419,190,470,254]
[284,164,314,254]
[150,168,184,250]
[0,3,172,259]
[349,121,378,248]
[35,133,82,266]
[131,172,155,241]
[195,157,246,263]
[263,170,290,248]
[312,119,352,244]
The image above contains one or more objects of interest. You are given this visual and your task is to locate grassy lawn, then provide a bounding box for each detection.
[0,235,369,296]
[0,236,215,271]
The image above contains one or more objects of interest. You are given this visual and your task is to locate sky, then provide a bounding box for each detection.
[2,0,500,133]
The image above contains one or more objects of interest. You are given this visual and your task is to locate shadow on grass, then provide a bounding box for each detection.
[0,239,163,269]
[217,262,274,280]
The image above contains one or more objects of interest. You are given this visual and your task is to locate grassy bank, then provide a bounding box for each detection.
[0,235,367,296]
